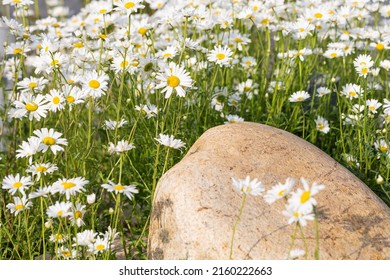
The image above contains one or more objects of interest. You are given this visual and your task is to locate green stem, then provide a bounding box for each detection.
[229,194,247,260]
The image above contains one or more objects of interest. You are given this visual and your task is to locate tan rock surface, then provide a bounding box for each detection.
[148,122,390,259]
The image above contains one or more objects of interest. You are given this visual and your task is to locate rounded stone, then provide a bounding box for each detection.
[148,122,390,259]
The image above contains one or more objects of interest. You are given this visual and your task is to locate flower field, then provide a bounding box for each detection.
[1,0,390,259]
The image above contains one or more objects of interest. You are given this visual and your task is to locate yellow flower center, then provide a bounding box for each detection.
[349,91,356,97]
[387,10,390,16]
[299,28,305,32]
[120,60,129,69]
[296,96,304,101]
[96,244,105,251]
[62,182,76,189]
[361,67,368,75]
[234,37,243,43]
[380,145,388,152]
[57,210,63,216]
[67,79,74,84]
[99,9,107,14]
[124,2,135,9]
[369,105,376,111]
[73,42,84,48]
[66,96,75,103]
[293,211,300,218]
[167,75,180,88]
[317,123,324,130]
[138,27,147,36]
[89,79,100,89]
[261,18,269,25]
[29,82,37,88]
[244,86,251,92]
[75,210,83,219]
[114,184,125,191]
[13,48,23,54]
[300,190,311,204]
[330,52,338,58]
[36,166,48,172]
[53,96,60,104]
[13,0,21,3]
[99,34,107,39]
[15,204,24,210]
[25,102,38,111]
[13,182,23,188]
[50,59,59,66]
[277,190,284,197]
[43,136,56,146]
[376,43,384,51]
[216,53,225,60]
[62,251,71,257]
[56,234,63,240]
[131,59,139,67]
[314,12,323,18]
[163,53,172,58]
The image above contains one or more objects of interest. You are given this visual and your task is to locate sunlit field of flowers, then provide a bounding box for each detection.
[1,0,390,260]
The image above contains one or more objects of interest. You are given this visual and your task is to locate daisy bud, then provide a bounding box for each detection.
[87,193,96,204]
[74,31,82,37]
[376,175,384,185]
[109,207,114,215]
[331,77,336,83]
[45,219,52,228]
[146,39,153,46]
[383,128,387,133]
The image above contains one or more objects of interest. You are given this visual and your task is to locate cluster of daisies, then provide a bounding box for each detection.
[232,176,325,259]
[1,0,390,259]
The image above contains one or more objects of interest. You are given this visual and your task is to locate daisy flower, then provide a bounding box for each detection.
[3,0,33,7]
[225,114,244,124]
[88,236,110,255]
[33,128,68,155]
[315,116,330,134]
[207,45,233,67]
[263,177,295,204]
[103,119,128,130]
[6,196,33,216]
[49,233,68,243]
[353,54,373,77]
[232,176,265,196]
[69,202,86,227]
[51,177,89,200]
[288,91,310,102]
[82,70,109,99]
[73,230,97,247]
[135,104,159,119]
[154,133,186,149]
[2,174,33,196]
[9,93,49,121]
[323,48,343,59]
[26,162,58,180]
[340,83,363,100]
[46,201,72,218]
[101,181,139,200]
[288,249,305,260]
[108,140,136,154]
[155,62,193,98]
[316,87,331,97]
[283,204,315,227]
[45,89,65,112]
[366,99,382,114]
[87,193,96,204]
[288,178,325,212]
[374,139,388,153]
[15,136,41,163]
[63,84,85,108]
[114,0,145,16]
[56,246,77,260]
[28,186,52,199]
[17,76,48,93]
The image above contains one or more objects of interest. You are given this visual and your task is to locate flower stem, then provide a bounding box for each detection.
[229,193,247,260]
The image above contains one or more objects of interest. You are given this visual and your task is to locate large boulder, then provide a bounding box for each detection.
[148,122,390,259]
